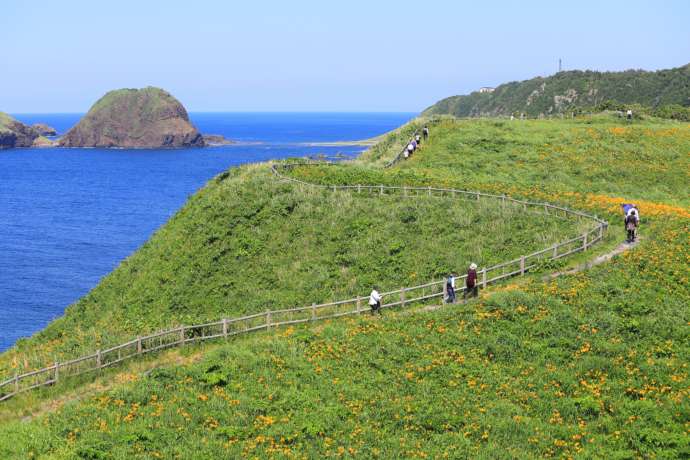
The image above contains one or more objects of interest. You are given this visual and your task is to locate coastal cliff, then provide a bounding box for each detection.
[59,87,205,148]
[0,112,40,148]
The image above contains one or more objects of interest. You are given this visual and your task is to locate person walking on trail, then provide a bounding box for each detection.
[464,263,478,300]
[415,133,421,145]
[625,209,639,243]
[423,126,429,140]
[446,273,456,304]
[406,142,414,158]
[369,287,382,315]
[411,139,417,151]
[626,109,633,122]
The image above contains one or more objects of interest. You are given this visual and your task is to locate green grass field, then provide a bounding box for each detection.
[0,115,687,459]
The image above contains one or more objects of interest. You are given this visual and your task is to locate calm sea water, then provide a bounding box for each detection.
[0,112,415,351]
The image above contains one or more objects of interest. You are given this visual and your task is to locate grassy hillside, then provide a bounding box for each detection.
[0,115,688,458]
[0,163,581,381]
[424,63,690,118]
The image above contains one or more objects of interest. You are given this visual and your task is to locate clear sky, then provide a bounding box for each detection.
[2,0,689,113]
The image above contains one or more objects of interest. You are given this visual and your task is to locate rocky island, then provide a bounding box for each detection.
[0,112,48,148]
[32,123,57,136]
[59,87,205,148]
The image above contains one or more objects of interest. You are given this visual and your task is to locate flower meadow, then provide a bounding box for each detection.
[0,115,687,458]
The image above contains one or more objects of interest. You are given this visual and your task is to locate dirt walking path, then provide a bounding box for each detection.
[544,237,640,280]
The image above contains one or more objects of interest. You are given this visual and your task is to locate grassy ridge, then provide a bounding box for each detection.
[0,164,580,380]
[0,115,687,458]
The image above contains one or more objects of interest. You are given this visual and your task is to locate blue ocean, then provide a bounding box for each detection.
[0,112,414,351]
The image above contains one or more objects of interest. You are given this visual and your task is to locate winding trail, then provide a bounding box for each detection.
[544,238,640,280]
[0,161,612,404]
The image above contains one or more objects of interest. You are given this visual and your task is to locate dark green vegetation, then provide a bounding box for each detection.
[424,63,690,119]
[0,115,688,459]
[59,87,204,148]
[0,163,581,379]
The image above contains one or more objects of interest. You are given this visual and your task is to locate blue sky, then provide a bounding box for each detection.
[2,0,689,113]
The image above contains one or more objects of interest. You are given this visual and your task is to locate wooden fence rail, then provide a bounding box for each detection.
[0,163,608,403]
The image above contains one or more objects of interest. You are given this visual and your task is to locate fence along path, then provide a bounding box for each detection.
[0,162,609,403]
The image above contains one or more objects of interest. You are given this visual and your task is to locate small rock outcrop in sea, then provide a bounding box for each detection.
[202,134,236,146]
[32,123,57,136]
[59,87,205,148]
[0,112,39,148]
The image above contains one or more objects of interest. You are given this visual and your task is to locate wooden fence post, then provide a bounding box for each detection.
[54,362,60,383]
[222,318,228,337]
[502,195,506,208]
[312,303,317,321]
[356,297,362,314]
[520,256,525,275]
[179,327,185,344]
[266,310,272,329]
[482,268,487,289]
[380,185,384,196]
[137,336,142,354]
[583,232,588,250]
[357,184,361,193]
[428,186,432,196]
[442,282,447,302]
[400,288,406,308]
[552,244,558,259]
[96,350,101,368]
[14,374,19,394]
[598,225,603,240]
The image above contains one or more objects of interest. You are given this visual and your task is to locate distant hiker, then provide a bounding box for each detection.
[412,139,418,150]
[423,126,429,140]
[406,143,414,158]
[464,263,478,300]
[369,287,382,315]
[625,209,639,243]
[415,133,421,145]
[626,109,633,122]
[510,115,515,121]
[445,273,456,304]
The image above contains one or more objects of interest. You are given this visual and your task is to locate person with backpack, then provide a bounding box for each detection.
[464,263,478,300]
[626,109,633,122]
[625,209,639,243]
[445,273,456,304]
[369,287,383,315]
[423,126,429,140]
[415,133,421,146]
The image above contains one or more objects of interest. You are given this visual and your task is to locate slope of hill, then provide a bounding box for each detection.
[0,115,688,458]
[424,63,690,118]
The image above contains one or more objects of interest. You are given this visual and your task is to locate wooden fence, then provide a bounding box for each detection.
[0,163,608,403]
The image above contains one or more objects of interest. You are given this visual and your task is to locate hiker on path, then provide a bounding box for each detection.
[423,126,429,140]
[626,109,633,122]
[406,142,414,158]
[464,263,478,300]
[446,273,456,304]
[625,209,639,243]
[411,139,417,151]
[369,287,383,315]
[415,133,421,145]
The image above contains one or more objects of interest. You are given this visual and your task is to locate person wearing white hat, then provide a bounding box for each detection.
[464,263,479,300]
